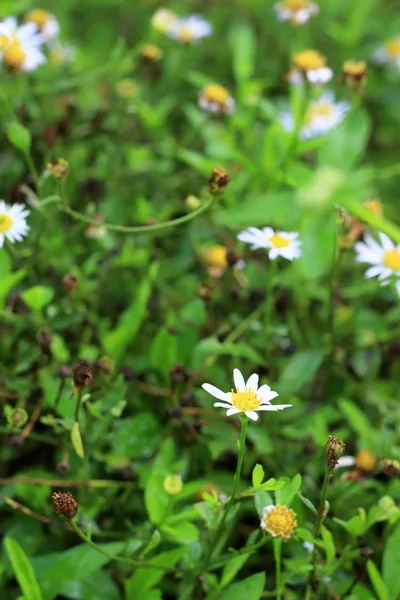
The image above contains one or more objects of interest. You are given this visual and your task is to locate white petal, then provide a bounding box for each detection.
[246,373,259,390]
[260,391,279,404]
[202,383,229,401]
[0,234,4,247]
[214,402,234,409]
[226,407,241,417]
[233,368,245,392]
[365,265,384,279]
[245,411,259,421]
[257,384,271,396]
[257,404,292,411]
[378,232,394,251]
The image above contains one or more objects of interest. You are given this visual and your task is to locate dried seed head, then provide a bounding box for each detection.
[62,274,78,293]
[197,282,214,301]
[325,435,346,471]
[381,458,400,477]
[208,167,230,196]
[52,491,78,519]
[73,360,93,388]
[38,331,52,352]
[56,461,71,476]
[46,158,69,180]
[169,364,189,384]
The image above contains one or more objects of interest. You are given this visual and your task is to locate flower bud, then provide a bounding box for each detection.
[5,407,28,429]
[163,474,183,495]
[354,449,377,473]
[72,360,93,388]
[62,274,78,293]
[51,491,78,519]
[169,364,189,385]
[115,79,138,99]
[185,195,201,211]
[325,435,345,471]
[208,167,230,196]
[46,158,69,180]
[342,60,367,92]
[381,458,400,478]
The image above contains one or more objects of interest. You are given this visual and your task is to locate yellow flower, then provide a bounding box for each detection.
[343,60,367,91]
[355,450,377,473]
[199,84,235,115]
[261,505,297,540]
[364,199,383,216]
[290,49,332,85]
[201,245,228,278]
[163,474,183,495]
[115,79,138,99]
[140,44,163,61]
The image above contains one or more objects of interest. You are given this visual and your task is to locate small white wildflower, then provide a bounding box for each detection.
[374,37,400,69]
[167,15,212,43]
[274,0,319,25]
[0,16,46,71]
[25,9,60,43]
[199,84,235,115]
[238,227,302,261]
[354,232,400,289]
[202,368,291,421]
[289,49,333,85]
[0,200,30,247]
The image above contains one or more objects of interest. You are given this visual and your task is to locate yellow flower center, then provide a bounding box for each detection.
[355,450,377,473]
[385,38,400,58]
[4,37,26,69]
[140,44,163,61]
[176,25,196,42]
[269,233,291,248]
[0,213,13,233]
[364,199,382,216]
[202,246,228,269]
[231,387,261,411]
[283,0,311,9]
[25,9,51,28]
[263,505,297,539]
[203,84,230,104]
[303,100,334,125]
[383,248,400,271]
[294,49,326,71]
[343,60,367,77]
[0,33,10,51]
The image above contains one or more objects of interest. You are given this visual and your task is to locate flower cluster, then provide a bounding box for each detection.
[152,9,212,43]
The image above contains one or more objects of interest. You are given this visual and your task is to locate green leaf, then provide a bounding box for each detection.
[125,548,185,596]
[149,327,177,381]
[59,569,120,600]
[321,526,335,568]
[4,537,43,600]
[219,572,266,600]
[333,509,367,537]
[367,561,389,600]
[112,413,162,461]
[278,350,324,396]
[7,121,31,153]
[231,23,257,82]
[0,252,26,310]
[254,491,273,519]
[383,522,400,599]
[21,286,54,312]
[221,531,259,588]
[338,398,377,450]
[252,464,264,488]
[276,474,302,507]
[103,262,158,361]
[317,108,371,171]
[216,192,299,230]
[144,439,174,524]
[71,422,84,459]
[297,492,317,516]
[161,520,199,545]
[31,542,126,600]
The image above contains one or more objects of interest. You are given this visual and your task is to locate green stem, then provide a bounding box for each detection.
[202,416,249,570]
[75,388,84,423]
[265,258,277,353]
[340,198,400,243]
[305,468,332,599]
[62,194,214,234]
[274,538,282,600]
[210,537,267,570]
[70,520,172,571]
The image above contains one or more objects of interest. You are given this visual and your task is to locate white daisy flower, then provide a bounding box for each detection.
[260,504,297,540]
[289,49,333,85]
[49,42,76,66]
[202,368,291,421]
[0,17,46,71]
[274,0,319,25]
[151,8,178,33]
[354,232,400,286]
[238,227,302,261]
[374,37,400,69]
[0,200,30,247]
[279,91,350,140]
[303,542,315,552]
[167,15,212,44]
[25,9,60,43]
[198,84,235,115]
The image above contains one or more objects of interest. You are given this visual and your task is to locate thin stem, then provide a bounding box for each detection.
[265,258,277,355]
[202,416,249,570]
[62,194,214,234]
[210,537,267,570]
[70,520,172,572]
[274,538,282,600]
[75,388,84,423]
[305,468,333,598]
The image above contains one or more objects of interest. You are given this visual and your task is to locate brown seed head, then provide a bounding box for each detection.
[73,360,93,388]
[208,167,230,196]
[325,435,345,471]
[169,364,189,385]
[52,491,78,519]
[46,158,69,180]
[62,274,78,293]
[381,458,400,477]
